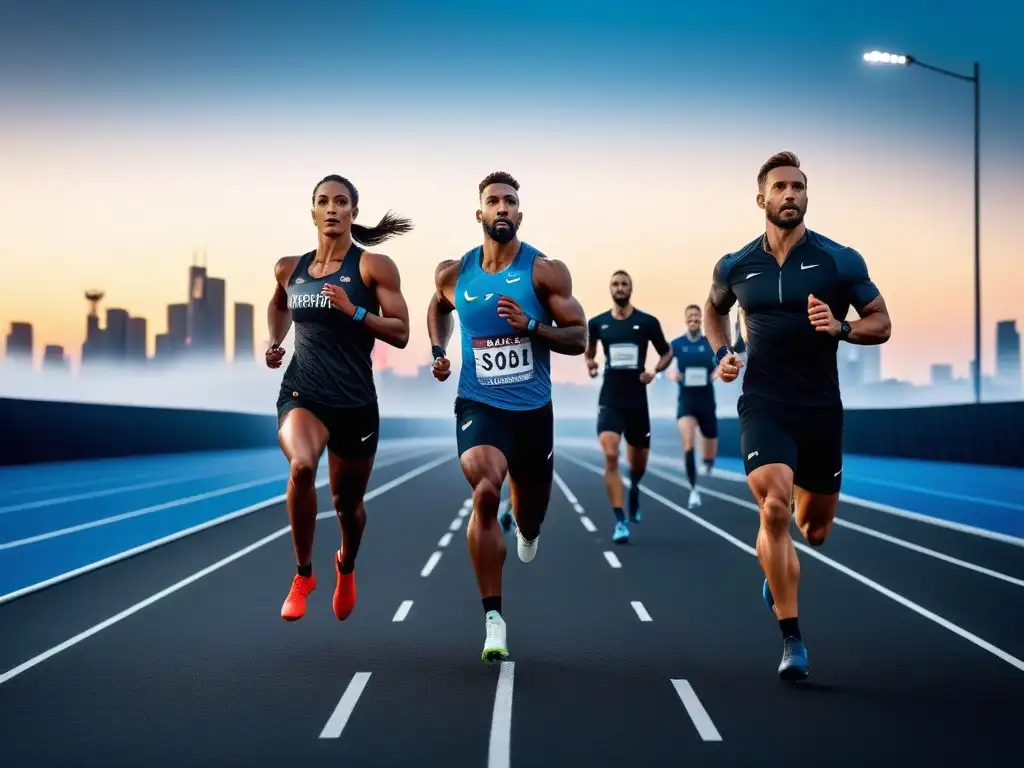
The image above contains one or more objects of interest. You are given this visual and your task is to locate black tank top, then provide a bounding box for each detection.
[280,245,379,408]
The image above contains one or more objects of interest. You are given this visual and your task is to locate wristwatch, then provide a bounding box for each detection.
[715,346,735,363]
[837,321,852,340]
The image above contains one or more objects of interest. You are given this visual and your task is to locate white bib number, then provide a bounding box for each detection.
[473,334,535,386]
[684,366,709,387]
[608,343,639,369]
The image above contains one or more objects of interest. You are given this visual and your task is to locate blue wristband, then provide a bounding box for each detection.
[352,306,367,322]
[527,318,537,333]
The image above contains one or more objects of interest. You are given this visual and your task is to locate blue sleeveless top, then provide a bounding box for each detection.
[454,242,552,411]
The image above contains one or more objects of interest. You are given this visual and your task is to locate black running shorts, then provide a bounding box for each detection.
[737,394,844,494]
[454,396,554,484]
[277,390,380,461]
[596,404,652,449]
[676,396,719,439]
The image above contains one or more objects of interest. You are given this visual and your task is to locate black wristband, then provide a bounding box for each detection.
[715,346,734,363]
[838,321,852,341]
[431,345,446,360]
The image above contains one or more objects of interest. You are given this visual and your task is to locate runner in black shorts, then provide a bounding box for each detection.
[668,304,719,509]
[267,173,413,624]
[704,151,891,681]
[585,270,673,544]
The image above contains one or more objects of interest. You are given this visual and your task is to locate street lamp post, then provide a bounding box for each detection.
[863,50,982,405]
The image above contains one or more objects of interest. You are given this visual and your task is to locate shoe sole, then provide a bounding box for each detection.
[482,648,510,663]
[778,665,810,682]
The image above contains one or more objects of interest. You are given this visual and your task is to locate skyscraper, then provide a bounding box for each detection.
[43,345,67,370]
[127,316,147,362]
[234,302,254,362]
[995,320,1021,393]
[4,322,33,364]
[186,263,227,360]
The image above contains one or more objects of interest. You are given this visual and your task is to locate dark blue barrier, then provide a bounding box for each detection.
[3,397,1022,468]
[555,400,1024,469]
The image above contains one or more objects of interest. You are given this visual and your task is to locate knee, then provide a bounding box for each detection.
[759,494,792,536]
[602,448,619,471]
[472,477,502,516]
[332,492,360,519]
[629,462,646,481]
[289,457,317,486]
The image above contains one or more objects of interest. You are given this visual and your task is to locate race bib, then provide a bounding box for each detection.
[684,366,709,387]
[472,334,535,386]
[608,343,639,369]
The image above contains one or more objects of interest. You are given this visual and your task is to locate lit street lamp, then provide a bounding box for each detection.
[863,50,982,405]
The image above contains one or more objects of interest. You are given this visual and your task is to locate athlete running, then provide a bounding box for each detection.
[585,271,673,544]
[267,174,413,623]
[704,151,891,681]
[427,170,588,661]
[668,304,719,509]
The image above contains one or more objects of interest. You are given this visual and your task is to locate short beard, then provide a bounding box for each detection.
[484,218,517,244]
[767,205,804,230]
[612,295,630,308]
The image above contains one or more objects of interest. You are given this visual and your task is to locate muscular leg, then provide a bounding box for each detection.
[677,416,698,487]
[508,474,551,544]
[279,408,329,571]
[325,452,374,620]
[624,441,648,522]
[599,431,625,520]
[793,487,839,547]
[460,445,508,609]
[277,408,329,621]
[748,464,800,622]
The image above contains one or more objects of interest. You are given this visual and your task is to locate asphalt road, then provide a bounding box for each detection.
[1,442,1022,767]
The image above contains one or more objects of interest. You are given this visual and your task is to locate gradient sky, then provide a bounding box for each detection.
[2,0,1022,387]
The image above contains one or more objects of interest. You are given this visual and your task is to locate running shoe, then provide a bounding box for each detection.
[333,549,357,620]
[281,572,317,621]
[482,610,509,662]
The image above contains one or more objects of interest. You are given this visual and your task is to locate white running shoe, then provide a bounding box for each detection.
[688,488,702,509]
[515,526,538,563]
[482,610,509,661]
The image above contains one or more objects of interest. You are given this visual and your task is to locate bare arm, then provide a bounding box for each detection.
[268,257,296,346]
[427,259,459,353]
[362,253,410,349]
[837,247,891,345]
[584,317,600,375]
[703,257,736,354]
[649,319,674,374]
[533,258,588,356]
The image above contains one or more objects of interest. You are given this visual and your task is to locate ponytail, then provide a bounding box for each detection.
[351,210,414,247]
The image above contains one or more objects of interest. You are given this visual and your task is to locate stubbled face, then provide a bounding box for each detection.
[610,273,632,307]
[685,306,702,335]
[477,183,522,244]
[312,180,357,236]
[759,166,807,230]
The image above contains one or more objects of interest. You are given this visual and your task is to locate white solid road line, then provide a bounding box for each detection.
[0,454,452,687]
[438,532,453,548]
[487,661,515,768]
[421,551,443,577]
[392,600,413,622]
[563,452,1024,674]
[603,551,622,569]
[671,679,722,742]
[0,446,442,605]
[580,516,597,533]
[631,601,653,622]
[551,472,578,505]
[645,452,1024,549]
[319,672,372,739]
[643,464,1024,590]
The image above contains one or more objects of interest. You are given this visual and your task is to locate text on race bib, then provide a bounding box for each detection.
[684,366,709,387]
[473,334,535,386]
[608,343,639,369]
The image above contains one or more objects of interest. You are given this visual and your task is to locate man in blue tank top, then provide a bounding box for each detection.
[704,151,891,681]
[266,174,413,625]
[668,303,720,510]
[427,170,589,662]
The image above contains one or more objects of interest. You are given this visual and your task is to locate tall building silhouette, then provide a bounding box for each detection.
[127,317,147,362]
[995,320,1021,392]
[43,345,67,370]
[186,261,227,359]
[233,302,254,362]
[5,322,33,363]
